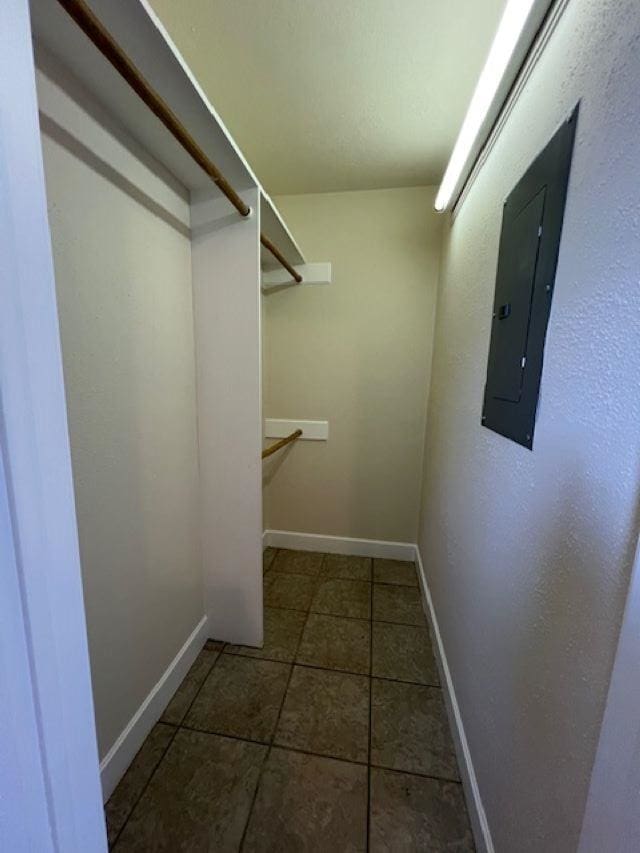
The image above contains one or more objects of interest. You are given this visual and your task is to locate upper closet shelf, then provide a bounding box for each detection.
[260,193,305,271]
[29,0,306,274]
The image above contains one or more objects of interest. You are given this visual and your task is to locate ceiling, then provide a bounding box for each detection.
[148,0,506,196]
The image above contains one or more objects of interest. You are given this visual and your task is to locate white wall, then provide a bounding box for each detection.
[578,532,640,852]
[417,0,640,850]
[264,187,442,543]
[37,52,203,759]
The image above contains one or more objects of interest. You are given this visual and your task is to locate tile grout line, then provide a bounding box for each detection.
[261,597,426,629]
[270,570,418,591]
[237,545,287,850]
[109,722,180,850]
[222,649,441,690]
[176,642,227,724]
[109,644,225,849]
[179,722,270,749]
[370,762,462,786]
[237,551,320,851]
[175,722,463,786]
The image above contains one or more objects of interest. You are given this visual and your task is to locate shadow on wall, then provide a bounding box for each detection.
[36,46,190,239]
[262,442,297,490]
[507,460,640,850]
[40,59,201,755]
[39,112,190,237]
[261,282,299,297]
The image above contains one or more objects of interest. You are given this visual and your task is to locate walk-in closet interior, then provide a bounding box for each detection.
[7,0,640,849]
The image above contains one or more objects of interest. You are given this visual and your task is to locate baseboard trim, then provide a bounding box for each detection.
[263,529,415,561]
[414,545,494,853]
[99,613,210,802]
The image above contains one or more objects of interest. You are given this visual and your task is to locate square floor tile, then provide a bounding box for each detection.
[370,768,473,852]
[224,607,307,663]
[225,607,306,663]
[185,654,290,742]
[372,622,439,685]
[373,559,419,587]
[371,680,459,779]
[263,547,278,573]
[311,578,371,619]
[264,573,317,610]
[105,722,175,846]
[243,748,367,852]
[297,613,370,674]
[271,549,325,576]
[322,553,371,582]
[160,646,219,725]
[113,729,266,852]
[275,666,369,762]
[373,585,425,626]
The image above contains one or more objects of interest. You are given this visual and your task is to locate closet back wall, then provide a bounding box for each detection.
[37,52,203,759]
[264,187,442,543]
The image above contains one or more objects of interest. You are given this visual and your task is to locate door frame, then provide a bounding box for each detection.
[0,0,106,849]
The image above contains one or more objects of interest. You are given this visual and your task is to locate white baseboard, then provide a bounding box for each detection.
[99,614,210,802]
[263,529,415,561]
[414,545,494,853]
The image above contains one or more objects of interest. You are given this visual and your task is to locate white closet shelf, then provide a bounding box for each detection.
[265,419,329,441]
[29,0,305,272]
[262,262,332,288]
[260,193,305,270]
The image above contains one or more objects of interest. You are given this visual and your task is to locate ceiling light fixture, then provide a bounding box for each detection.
[434,0,537,212]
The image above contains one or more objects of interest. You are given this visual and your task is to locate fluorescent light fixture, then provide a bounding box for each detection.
[434,0,537,211]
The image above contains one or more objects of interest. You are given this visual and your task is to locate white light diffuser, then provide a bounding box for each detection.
[435,0,537,211]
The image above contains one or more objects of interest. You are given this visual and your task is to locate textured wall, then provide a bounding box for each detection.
[264,187,442,542]
[37,57,203,758]
[417,0,640,849]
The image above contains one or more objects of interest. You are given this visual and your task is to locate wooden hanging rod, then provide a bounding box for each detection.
[260,235,303,283]
[261,429,302,460]
[55,0,249,216]
[56,0,303,283]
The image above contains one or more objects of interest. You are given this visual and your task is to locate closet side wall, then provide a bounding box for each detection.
[416,0,640,849]
[37,58,203,759]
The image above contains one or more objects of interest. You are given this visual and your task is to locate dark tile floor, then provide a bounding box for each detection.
[105,549,475,851]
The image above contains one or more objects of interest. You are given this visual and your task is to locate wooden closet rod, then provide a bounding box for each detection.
[260,236,303,283]
[261,429,302,460]
[56,0,303,283]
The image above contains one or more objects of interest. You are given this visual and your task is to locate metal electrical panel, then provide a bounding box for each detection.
[482,105,579,449]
